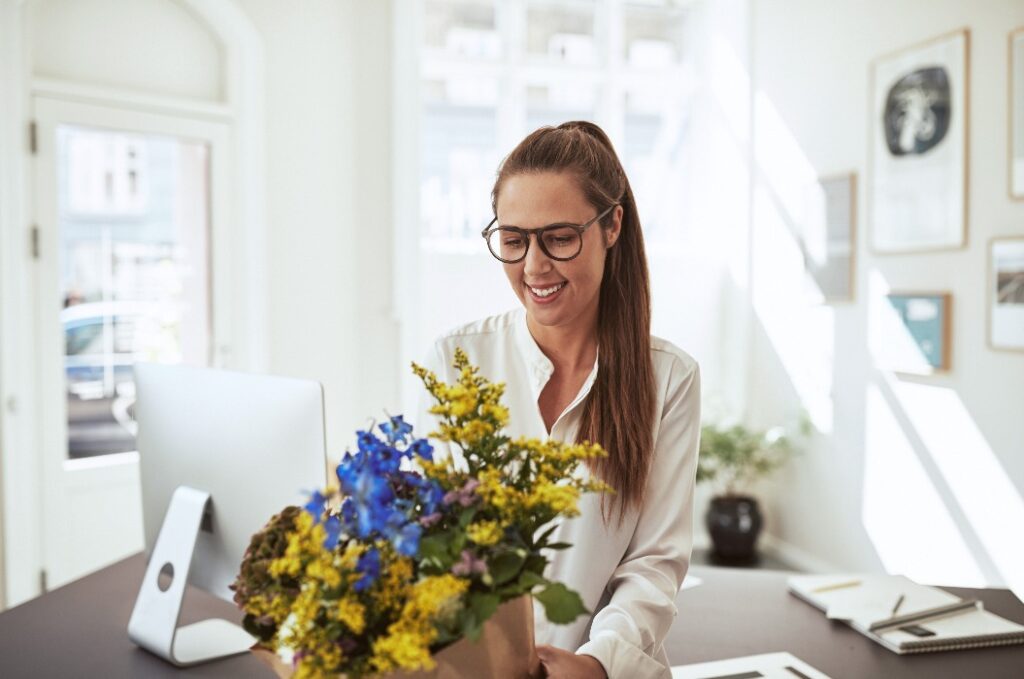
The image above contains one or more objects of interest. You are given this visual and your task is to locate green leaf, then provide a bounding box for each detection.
[533,523,559,546]
[487,550,526,585]
[517,571,546,591]
[534,583,588,624]
[458,506,478,528]
[544,542,573,550]
[419,534,450,560]
[461,592,500,642]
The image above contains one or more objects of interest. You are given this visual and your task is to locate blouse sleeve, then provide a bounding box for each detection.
[575,357,701,679]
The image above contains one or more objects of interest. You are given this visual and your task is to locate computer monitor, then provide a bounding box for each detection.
[129,363,328,665]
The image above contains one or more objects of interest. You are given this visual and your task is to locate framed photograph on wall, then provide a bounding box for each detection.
[878,292,952,375]
[800,173,857,302]
[989,237,1024,351]
[870,29,969,253]
[1011,27,1024,200]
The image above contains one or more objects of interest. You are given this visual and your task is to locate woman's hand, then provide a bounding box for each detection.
[537,644,608,679]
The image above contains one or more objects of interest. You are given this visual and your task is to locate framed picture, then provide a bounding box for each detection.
[1011,28,1024,200]
[800,173,856,303]
[870,29,969,253]
[989,237,1024,351]
[877,292,951,374]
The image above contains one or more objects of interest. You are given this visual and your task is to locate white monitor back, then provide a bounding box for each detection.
[134,363,327,602]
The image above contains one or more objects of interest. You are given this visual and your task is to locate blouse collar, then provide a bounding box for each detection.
[513,308,600,400]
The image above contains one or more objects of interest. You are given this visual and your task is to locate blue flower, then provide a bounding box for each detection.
[322,514,342,550]
[304,490,328,521]
[410,438,434,462]
[393,521,422,557]
[379,415,413,445]
[418,479,445,515]
[354,547,381,592]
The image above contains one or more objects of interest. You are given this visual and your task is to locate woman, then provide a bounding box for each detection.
[419,121,701,679]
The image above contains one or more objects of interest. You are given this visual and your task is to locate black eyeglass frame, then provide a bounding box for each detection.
[480,204,618,263]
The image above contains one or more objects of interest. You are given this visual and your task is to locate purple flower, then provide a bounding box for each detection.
[451,549,488,577]
[443,478,481,507]
[419,512,442,527]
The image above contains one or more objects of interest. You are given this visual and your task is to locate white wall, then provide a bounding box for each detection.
[230,0,401,458]
[748,0,1024,594]
[30,0,224,101]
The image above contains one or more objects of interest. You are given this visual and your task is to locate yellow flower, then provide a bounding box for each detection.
[466,519,502,546]
[528,482,581,516]
[369,575,467,673]
[334,597,366,635]
[370,629,434,673]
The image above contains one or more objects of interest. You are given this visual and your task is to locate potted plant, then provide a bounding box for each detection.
[696,421,803,563]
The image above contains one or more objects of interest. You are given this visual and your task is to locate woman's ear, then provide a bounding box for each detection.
[605,204,624,248]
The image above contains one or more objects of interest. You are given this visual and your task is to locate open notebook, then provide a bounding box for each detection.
[787,574,1024,654]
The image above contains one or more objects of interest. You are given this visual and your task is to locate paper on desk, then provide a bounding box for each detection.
[671,651,831,679]
[820,575,960,627]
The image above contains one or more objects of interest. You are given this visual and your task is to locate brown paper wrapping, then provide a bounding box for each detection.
[251,594,542,679]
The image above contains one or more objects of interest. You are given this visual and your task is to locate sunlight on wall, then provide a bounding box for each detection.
[867,272,941,375]
[889,379,1024,599]
[750,90,836,434]
[866,269,1024,597]
[707,34,751,292]
[863,382,987,586]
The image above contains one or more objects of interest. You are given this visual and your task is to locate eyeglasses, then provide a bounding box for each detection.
[481,204,617,263]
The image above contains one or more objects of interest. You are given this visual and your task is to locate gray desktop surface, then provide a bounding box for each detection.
[1,555,1022,678]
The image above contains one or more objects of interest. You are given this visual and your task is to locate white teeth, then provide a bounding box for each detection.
[529,282,566,297]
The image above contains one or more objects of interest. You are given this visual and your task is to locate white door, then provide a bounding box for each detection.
[33,95,230,589]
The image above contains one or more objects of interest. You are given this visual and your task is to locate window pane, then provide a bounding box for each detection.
[525,1,597,66]
[423,0,501,60]
[623,0,690,69]
[421,78,499,246]
[623,87,695,247]
[58,126,211,459]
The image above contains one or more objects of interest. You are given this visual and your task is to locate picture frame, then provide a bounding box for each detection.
[869,29,969,254]
[1010,27,1024,200]
[988,237,1024,352]
[878,292,952,375]
[800,172,857,303]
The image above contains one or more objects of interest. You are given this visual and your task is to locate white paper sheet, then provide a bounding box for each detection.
[671,651,832,679]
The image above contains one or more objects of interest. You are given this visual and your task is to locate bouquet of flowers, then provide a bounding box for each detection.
[231,348,609,678]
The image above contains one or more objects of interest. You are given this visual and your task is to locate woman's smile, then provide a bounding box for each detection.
[526,280,568,303]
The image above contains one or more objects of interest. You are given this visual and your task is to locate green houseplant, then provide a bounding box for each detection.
[697,421,802,562]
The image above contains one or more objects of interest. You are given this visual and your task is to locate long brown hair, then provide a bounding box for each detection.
[491,121,656,522]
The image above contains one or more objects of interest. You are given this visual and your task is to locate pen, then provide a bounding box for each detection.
[890,594,905,616]
[869,598,980,633]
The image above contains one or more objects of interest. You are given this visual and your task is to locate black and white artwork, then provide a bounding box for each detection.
[990,238,1024,351]
[870,30,968,252]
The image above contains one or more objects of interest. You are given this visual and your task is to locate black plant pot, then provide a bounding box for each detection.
[706,495,763,563]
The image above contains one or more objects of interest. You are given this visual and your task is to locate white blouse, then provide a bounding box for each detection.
[414,307,701,679]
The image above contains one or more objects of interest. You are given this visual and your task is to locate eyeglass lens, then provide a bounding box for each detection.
[486,226,582,262]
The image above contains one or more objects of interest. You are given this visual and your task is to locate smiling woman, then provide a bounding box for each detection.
[420,121,702,679]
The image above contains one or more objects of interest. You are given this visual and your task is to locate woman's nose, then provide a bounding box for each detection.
[522,234,553,273]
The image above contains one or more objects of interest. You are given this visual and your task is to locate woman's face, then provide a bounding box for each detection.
[495,171,621,332]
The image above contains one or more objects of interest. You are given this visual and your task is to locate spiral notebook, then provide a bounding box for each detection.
[787,574,1024,654]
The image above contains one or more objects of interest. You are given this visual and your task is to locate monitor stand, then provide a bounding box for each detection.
[128,486,256,666]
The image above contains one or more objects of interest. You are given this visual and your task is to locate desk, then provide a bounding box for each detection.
[0,554,1021,677]
[664,566,1024,678]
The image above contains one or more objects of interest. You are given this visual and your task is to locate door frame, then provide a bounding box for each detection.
[33,95,233,590]
[0,0,267,608]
